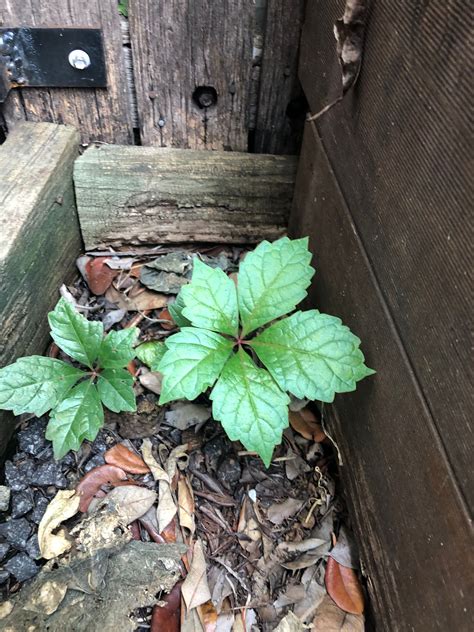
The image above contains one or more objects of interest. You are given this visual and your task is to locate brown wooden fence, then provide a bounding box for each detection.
[0,0,305,153]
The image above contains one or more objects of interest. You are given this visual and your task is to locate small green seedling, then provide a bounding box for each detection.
[149,237,374,466]
[0,299,138,459]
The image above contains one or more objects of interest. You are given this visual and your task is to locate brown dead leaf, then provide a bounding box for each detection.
[197,600,218,632]
[141,439,178,533]
[105,444,150,474]
[267,497,305,525]
[312,594,364,631]
[159,307,176,330]
[76,464,128,512]
[289,409,326,443]
[106,285,168,311]
[85,256,118,295]
[141,439,170,482]
[325,557,364,615]
[38,490,80,560]
[178,476,195,534]
[139,370,163,395]
[182,540,211,610]
[151,581,181,632]
[102,485,157,524]
[274,611,306,632]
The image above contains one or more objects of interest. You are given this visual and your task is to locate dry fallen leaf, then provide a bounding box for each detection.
[85,256,118,295]
[267,497,305,525]
[151,581,181,632]
[197,599,218,632]
[141,438,178,533]
[334,0,369,94]
[105,444,150,474]
[102,485,157,524]
[289,408,326,443]
[23,580,68,615]
[76,464,128,512]
[139,370,163,395]
[325,557,364,615]
[274,611,306,632]
[329,526,359,569]
[182,540,212,610]
[106,285,168,311]
[178,476,196,534]
[312,594,364,631]
[38,490,80,560]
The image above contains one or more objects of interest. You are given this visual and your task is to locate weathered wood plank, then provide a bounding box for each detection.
[128,0,254,150]
[74,145,296,249]
[0,122,82,450]
[0,0,133,144]
[299,1,474,513]
[290,123,473,632]
[253,0,306,154]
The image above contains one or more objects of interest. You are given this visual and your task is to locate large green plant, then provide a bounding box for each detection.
[151,237,374,465]
[0,299,138,458]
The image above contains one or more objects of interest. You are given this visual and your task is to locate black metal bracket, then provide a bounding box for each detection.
[0,28,107,103]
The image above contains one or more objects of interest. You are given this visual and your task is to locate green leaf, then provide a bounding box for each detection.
[97,327,138,369]
[180,258,239,336]
[168,292,192,328]
[46,381,104,459]
[158,328,234,404]
[251,310,375,403]
[238,237,315,336]
[135,341,167,370]
[210,348,289,467]
[48,298,103,368]
[97,368,136,413]
[0,357,84,417]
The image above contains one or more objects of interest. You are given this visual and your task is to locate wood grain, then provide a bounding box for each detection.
[254,0,306,154]
[0,122,82,450]
[74,145,297,249]
[129,0,254,150]
[0,0,132,144]
[290,123,473,632]
[299,1,474,513]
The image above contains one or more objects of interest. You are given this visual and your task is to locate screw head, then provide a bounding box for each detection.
[68,49,91,70]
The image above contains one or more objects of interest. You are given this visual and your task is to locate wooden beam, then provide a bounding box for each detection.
[74,145,297,249]
[0,122,82,450]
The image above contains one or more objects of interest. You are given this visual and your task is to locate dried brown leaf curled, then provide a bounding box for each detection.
[312,594,364,631]
[181,540,211,610]
[76,464,128,512]
[104,444,150,474]
[102,485,157,524]
[151,580,182,632]
[325,557,364,615]
[38,490,80,560]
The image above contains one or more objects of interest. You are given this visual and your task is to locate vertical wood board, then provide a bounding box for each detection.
[290,123,473,631]
[299,0,474,512]
[0,0,133,144]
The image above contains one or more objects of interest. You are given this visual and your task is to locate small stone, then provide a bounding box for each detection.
[84,453,105,472]
[4,553,38,582]
[4,460,34,492]
[0,543,10,561]
[217,456,242,489]
[29,462,67,488]
[25,535,41,560]
[11,490,34,518]
[165,402,211,431]
[0,486,11,512]
[29,494,50,524]
[90,430,108,454]
[0,570,9,584]
[17,418,47,456]
[0,518,31,550]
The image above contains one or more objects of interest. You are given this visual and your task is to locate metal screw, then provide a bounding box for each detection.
[68,49,91,70]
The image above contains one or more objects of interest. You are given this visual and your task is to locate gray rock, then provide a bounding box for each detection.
[0,485,11,511]
[0,569,9,584]
[5,553,38,582]
[29,462,67,488]
[0,518,31,550]
[4,460,34,492]
[0,542,10,561]
[11,490,34,518]
[17,419,48,456]
[25,535,41,560]
[29,494,50,524]
[84,454,105,472]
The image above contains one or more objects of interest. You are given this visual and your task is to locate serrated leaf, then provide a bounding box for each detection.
[97,368,136,412]
[238,237,315,336]
[97,327,138,368]
[251,310,375,403]
[48,298,103,368]
[210,348,289,467]
[168,292,192,328]
[158,328,234,404]
[180,258,239,336]
[135,341,167,370]
[46,381,104,459]
[0,357,84,417]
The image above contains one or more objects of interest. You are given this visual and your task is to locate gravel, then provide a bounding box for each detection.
[4,552,39,582]
[0,485,10,512]
[0,518,32,551]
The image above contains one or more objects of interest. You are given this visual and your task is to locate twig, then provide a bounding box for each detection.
[306,95,343,122]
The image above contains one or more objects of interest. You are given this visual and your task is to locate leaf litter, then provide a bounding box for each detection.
[0,244,367,630]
